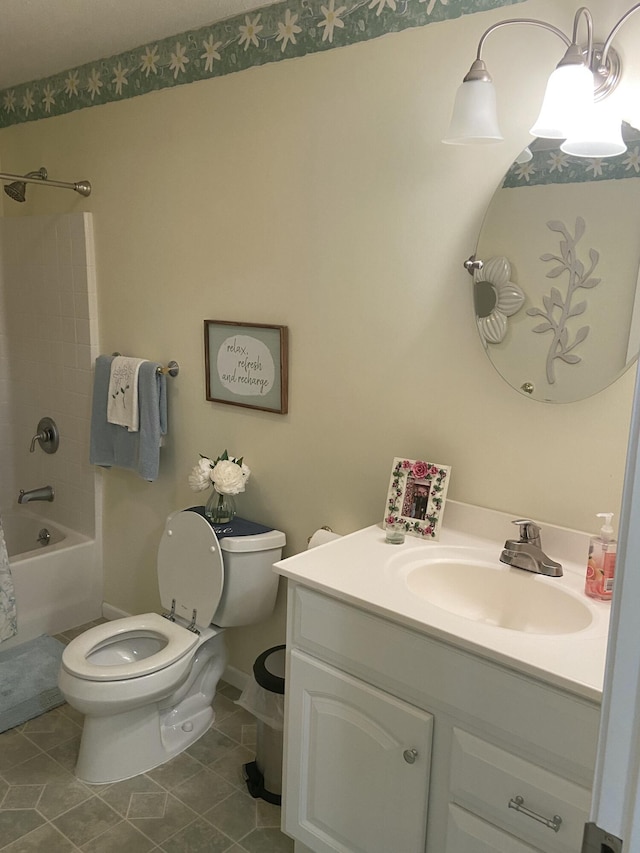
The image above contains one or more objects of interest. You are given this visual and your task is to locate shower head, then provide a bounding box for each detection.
[3,168,47,203]
[1,166,91,202]
[4,181,27,202]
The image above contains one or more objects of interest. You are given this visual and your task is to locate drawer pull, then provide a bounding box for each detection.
[403,749,418,764]
[508,795,562,833]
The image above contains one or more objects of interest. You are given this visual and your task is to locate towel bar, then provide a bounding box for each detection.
[111,353,179,377]
[157,361,180,377]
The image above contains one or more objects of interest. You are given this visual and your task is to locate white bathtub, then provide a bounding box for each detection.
[1,510,102,650]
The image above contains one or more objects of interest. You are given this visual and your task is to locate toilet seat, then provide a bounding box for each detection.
[61,613,199,682]
[62,513,227,684]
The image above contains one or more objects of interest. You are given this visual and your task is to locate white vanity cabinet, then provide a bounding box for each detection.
[282,583,600,853]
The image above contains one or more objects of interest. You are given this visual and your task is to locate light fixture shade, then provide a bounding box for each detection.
[561,99,626,158]
[530,63,594,139]
[443,80,503,145]
[514,146,533,164]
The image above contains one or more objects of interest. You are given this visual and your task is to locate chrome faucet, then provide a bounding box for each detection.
[18,485,54,504]
[500,519,563,577]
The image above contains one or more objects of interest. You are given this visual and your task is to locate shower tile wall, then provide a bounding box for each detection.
[0,213,98,537]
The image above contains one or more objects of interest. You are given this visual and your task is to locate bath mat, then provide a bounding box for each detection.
[0,634,65,733]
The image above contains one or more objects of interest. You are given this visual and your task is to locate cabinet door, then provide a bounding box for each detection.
[284,649,433,853]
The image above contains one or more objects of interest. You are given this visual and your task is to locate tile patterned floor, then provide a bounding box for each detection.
[0,621,294,853]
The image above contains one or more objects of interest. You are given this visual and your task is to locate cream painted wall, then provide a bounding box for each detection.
[1,0,637,673]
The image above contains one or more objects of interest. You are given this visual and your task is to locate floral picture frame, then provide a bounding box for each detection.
[384,457,451,540]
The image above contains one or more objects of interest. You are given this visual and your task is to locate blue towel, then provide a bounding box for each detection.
[90,355,167,481]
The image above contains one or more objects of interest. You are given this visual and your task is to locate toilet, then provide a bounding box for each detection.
[58,509,285,784]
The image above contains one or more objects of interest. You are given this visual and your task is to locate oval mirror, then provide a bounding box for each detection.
[473,123,640,403]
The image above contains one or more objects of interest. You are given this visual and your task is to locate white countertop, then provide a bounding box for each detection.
[274,501,611,703]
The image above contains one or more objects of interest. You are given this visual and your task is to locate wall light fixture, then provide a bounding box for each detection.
[443,4,640,158]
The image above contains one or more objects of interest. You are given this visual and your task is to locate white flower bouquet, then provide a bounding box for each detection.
[189,450,250,522]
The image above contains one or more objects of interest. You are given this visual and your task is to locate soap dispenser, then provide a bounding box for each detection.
[585,513,616,601]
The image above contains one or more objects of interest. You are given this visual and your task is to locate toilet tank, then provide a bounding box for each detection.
[215,528,286,627]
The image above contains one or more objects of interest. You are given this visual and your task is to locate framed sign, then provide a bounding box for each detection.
[384,457,451,540]
[204,320,288,414]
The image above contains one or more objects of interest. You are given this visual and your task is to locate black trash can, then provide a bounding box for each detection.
[240,644,285,805]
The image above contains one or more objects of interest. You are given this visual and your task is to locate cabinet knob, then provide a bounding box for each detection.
[403,749,418,764]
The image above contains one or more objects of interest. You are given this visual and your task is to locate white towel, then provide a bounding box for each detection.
[107,356,147,431]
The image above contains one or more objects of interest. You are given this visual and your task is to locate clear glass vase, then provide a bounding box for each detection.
[204,490,236,524]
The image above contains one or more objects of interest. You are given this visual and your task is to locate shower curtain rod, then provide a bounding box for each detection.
[0,170,91,197]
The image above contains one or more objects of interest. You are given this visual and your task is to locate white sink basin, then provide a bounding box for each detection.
[403,557,593,635]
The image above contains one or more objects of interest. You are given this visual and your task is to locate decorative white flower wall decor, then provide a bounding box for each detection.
[473,256,525,346]
[527,217,600,385]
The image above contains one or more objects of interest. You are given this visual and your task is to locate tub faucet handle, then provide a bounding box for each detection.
[29,430,46,452]
[29,417,59,454]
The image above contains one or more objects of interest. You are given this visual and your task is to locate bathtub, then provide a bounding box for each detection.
[1,510,102,650]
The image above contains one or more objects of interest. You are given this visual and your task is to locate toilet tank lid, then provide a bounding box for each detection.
[185,508,286,552]
[220,529,286,552]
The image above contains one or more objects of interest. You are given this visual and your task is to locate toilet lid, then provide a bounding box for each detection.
[157,510,224,630]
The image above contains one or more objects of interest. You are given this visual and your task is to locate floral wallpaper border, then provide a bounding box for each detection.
[503,125,640,188]
[0,0,525,128]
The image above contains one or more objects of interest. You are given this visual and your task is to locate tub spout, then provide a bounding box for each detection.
[18,485,54,504]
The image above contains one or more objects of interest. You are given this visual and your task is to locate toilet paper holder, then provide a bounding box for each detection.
[307,525,333,545]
